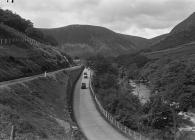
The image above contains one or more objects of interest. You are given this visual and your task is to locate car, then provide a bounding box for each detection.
[72,125,78,130]
[84,75,88,79]
[81,83,87,89]
[84,72,87,75]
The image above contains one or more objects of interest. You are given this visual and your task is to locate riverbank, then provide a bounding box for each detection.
[128,80,150,104]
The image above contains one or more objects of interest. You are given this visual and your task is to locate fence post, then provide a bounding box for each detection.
[117,122,119,128]
[128,129,131,137]
[133,130,135,137]
[110,116,113,123]
[10,125,15,140]
[140,134,141,140]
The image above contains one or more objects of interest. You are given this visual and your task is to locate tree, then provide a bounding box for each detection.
[26,27,44,40]
[0,9,33,32]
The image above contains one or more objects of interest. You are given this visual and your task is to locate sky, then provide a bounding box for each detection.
[1,0,195,38]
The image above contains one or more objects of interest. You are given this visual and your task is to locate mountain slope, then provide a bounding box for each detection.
[149,34,168,46]
[119,34,151,50]
[145,41,195,59]
[40,25,148,57]
[171,12,195,34]
[0,24,70,82]
[150,12,195,51]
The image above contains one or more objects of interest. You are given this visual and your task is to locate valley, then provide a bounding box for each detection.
[0,5,195,140]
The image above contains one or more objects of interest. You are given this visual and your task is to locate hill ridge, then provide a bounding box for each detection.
[40,24,150,57]
[149,12,195,51]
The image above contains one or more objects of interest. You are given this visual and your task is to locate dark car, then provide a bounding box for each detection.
[81,83,87,89]
[84,75,88,79]
[84,72,87,75]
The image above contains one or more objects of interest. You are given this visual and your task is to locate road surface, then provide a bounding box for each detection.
[73,68,130,140]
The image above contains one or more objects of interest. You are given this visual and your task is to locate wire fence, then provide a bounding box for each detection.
[0,23,41,47]
[0,38,39,46]
[89,73,153,140]
[0,23,71,65]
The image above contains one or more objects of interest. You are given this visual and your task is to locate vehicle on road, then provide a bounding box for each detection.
[84,75,88,79]
[84,72,87,75]
[81,83,87,89]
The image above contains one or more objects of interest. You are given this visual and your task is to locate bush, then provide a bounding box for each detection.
[0,9,33,32]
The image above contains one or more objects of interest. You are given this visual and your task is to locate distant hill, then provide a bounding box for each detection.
[120,33,169,51]
[40,25,150,57]
[119,34,151,50]
[149,34,168,46]
[150,12,195,51]
[115,12,195,68]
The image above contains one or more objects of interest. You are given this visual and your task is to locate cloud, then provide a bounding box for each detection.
[1,0,195,38]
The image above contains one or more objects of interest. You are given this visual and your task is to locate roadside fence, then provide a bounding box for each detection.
[0,23,71,65]
[0,23,41,47]
[0,38,39,46]
[89,72,152,140]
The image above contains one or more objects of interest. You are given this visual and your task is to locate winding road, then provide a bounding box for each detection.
[0,66,131,139]
[73,68,130,140]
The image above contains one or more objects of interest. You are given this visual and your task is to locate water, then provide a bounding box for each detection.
[129,80,151,104]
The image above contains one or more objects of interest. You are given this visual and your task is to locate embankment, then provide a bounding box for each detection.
[0,66,83,140]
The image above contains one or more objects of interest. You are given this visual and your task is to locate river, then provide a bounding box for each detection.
[129,80,195,133]
[129,80,151,104]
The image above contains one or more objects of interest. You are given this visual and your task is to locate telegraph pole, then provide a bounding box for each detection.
[171,107,176,140]
[170,102,179,140]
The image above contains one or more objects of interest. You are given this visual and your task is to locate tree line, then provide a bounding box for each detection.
[0,8,58,46]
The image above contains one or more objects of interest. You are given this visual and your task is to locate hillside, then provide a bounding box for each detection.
[40,25,150,57]
[119,34,150,50]
[148,34,168,46]
[0,67,84,140]
[150,12,195,51]
[0,24,71,82]
[119,33,169,51]
[144,41,195,59]
[171,12,195,34]
[0,9,86,140]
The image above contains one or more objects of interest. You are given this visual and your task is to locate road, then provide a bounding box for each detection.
[0,66,81,87]
[73,68,130,140]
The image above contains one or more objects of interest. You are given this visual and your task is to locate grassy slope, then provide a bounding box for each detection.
[40,25,172,58]
[119,33,151,50]
[0,25,70,82]
[0,67,83,140]
[144,41,195,59]
[149,13,195,52]
[148,34,168,46]
[142,13,195,59]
